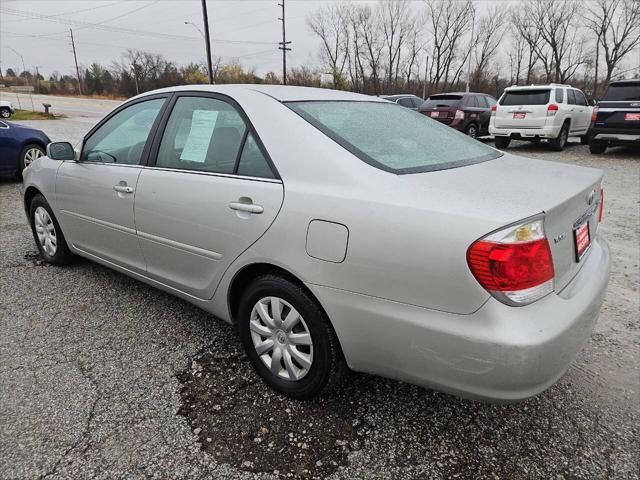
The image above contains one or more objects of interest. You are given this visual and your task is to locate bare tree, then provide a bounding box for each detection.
[424,0,474,92]
[470,6,507,90]
[307,4,350,88]
[583,0,640,95]
[511,6,543,83]
[523,0,590,84]
[507,27,528,85]
[379,0,415,89]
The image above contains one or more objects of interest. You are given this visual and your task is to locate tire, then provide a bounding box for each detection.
[465,123,479,140]
[237,274,346,400]
[580,135,589,145]
[29,194,74,266]
[0,107,11,118]
[494,136,511,149]
[19,144,45,174]
[589,141,607,154]
[549,124,569,151]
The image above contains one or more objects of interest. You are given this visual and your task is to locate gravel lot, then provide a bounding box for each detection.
[1,118,638,480]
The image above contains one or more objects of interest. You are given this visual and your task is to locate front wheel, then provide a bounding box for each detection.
[494,136,511,149]
[29,194,74,266]
[237,274,346,400]
[0,107,11,118]
[19,144,45,173]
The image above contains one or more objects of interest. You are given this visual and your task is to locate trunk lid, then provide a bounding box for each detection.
[395,153,603,292]
[494,88,551,129]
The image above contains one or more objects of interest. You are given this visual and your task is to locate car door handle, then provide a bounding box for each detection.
[228,201,264,214]
[113,185,134,194]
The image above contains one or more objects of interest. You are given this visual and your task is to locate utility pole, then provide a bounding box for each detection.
[422,56,429,99]
[278,0,291,85]
[200,0,214,84]
[70,29,83,95]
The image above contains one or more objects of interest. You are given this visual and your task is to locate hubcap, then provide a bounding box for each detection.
[24,148,43,167]
[468,126,477,138]
[249,296,313,381]
[0,110,9,118]
[34,206,57,256]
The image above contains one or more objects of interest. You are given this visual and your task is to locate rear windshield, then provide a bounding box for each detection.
[287,101,501,174]
[602,82,640,101]
[422,95,462,108]
[500,90,550,106]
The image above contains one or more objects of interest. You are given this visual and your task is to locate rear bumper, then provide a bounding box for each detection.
[489,125,559,139]
[589,127,640,144]
[311,236,610,402]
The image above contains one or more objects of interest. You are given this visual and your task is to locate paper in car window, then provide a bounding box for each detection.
[180,110,218,163]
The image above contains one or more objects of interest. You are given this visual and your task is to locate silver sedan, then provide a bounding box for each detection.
[21,85,611,401]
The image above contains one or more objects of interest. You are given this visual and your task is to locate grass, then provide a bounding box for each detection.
[9,109,58,120]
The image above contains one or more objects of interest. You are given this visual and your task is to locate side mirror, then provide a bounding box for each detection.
[591,98,598,106]
[46,142,75,161]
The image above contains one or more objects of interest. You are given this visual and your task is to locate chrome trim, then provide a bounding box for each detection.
[72,161,143,169]
[141,166,283,184]
[137,230,223,260]
[0,121,9,129]
[596,108,640,112]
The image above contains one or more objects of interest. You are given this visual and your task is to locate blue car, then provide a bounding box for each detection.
[0,120,50,179]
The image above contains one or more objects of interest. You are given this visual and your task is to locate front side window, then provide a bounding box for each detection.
[486,96,497,107]
[288,101,501,174]
[82,98,165,164]
[398,97,414,108]
[575,90,588,106]
[500,90,551,106]
[156,96,275,178]
[567,89,577,105]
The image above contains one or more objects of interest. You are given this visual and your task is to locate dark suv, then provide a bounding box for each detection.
[589,80,640,154]
[418,92,496,138]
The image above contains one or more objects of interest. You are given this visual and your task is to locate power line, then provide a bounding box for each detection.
[0,7,274,45]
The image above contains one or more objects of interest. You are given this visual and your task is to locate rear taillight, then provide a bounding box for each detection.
[491,105,497,116]
[591,106,599,122]
[467,217,554,306]
[598,187,604,222]
[547,104,558,116]
[454,109,465,120]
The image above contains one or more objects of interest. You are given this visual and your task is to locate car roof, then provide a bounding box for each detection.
[610,79,640,85]
[382,94,417,99]
[504,84,577,91]
[134,84,384,103]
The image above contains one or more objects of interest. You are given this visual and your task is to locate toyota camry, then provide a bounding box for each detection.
[21,85,610,401]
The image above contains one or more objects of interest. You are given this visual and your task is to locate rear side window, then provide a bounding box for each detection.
[156,96,274,178]
[602,82,640,101]
[423,95,462,108]
[288,101,501,174]
[555,89,564,103]
[466,96,479,108]
[500,90,551,106]
[411,97,423,108]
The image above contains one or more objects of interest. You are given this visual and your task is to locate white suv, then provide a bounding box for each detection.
[489,84,592,151]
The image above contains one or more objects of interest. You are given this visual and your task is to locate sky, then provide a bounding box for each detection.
[0,0,371,78]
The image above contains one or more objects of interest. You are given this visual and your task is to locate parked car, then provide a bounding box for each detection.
[0,100,15,118]
[418,92,496,138]
[588,79,640,154]
[0,120,49,179]
[22,85,610,402]
[381,94,424,110]
[490,84,592,151]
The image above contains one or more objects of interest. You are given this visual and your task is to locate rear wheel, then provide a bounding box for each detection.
[580,135,589,145]
[465,123,479,139]
[237,274,346,399]
[549,124,569,151]
[29,194,74,266]
[494,136,511,149]
[589,141,607,154]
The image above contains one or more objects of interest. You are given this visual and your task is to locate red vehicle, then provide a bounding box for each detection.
[418,92,496,139]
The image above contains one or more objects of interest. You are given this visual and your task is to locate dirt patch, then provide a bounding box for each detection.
[177,335,373,479]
